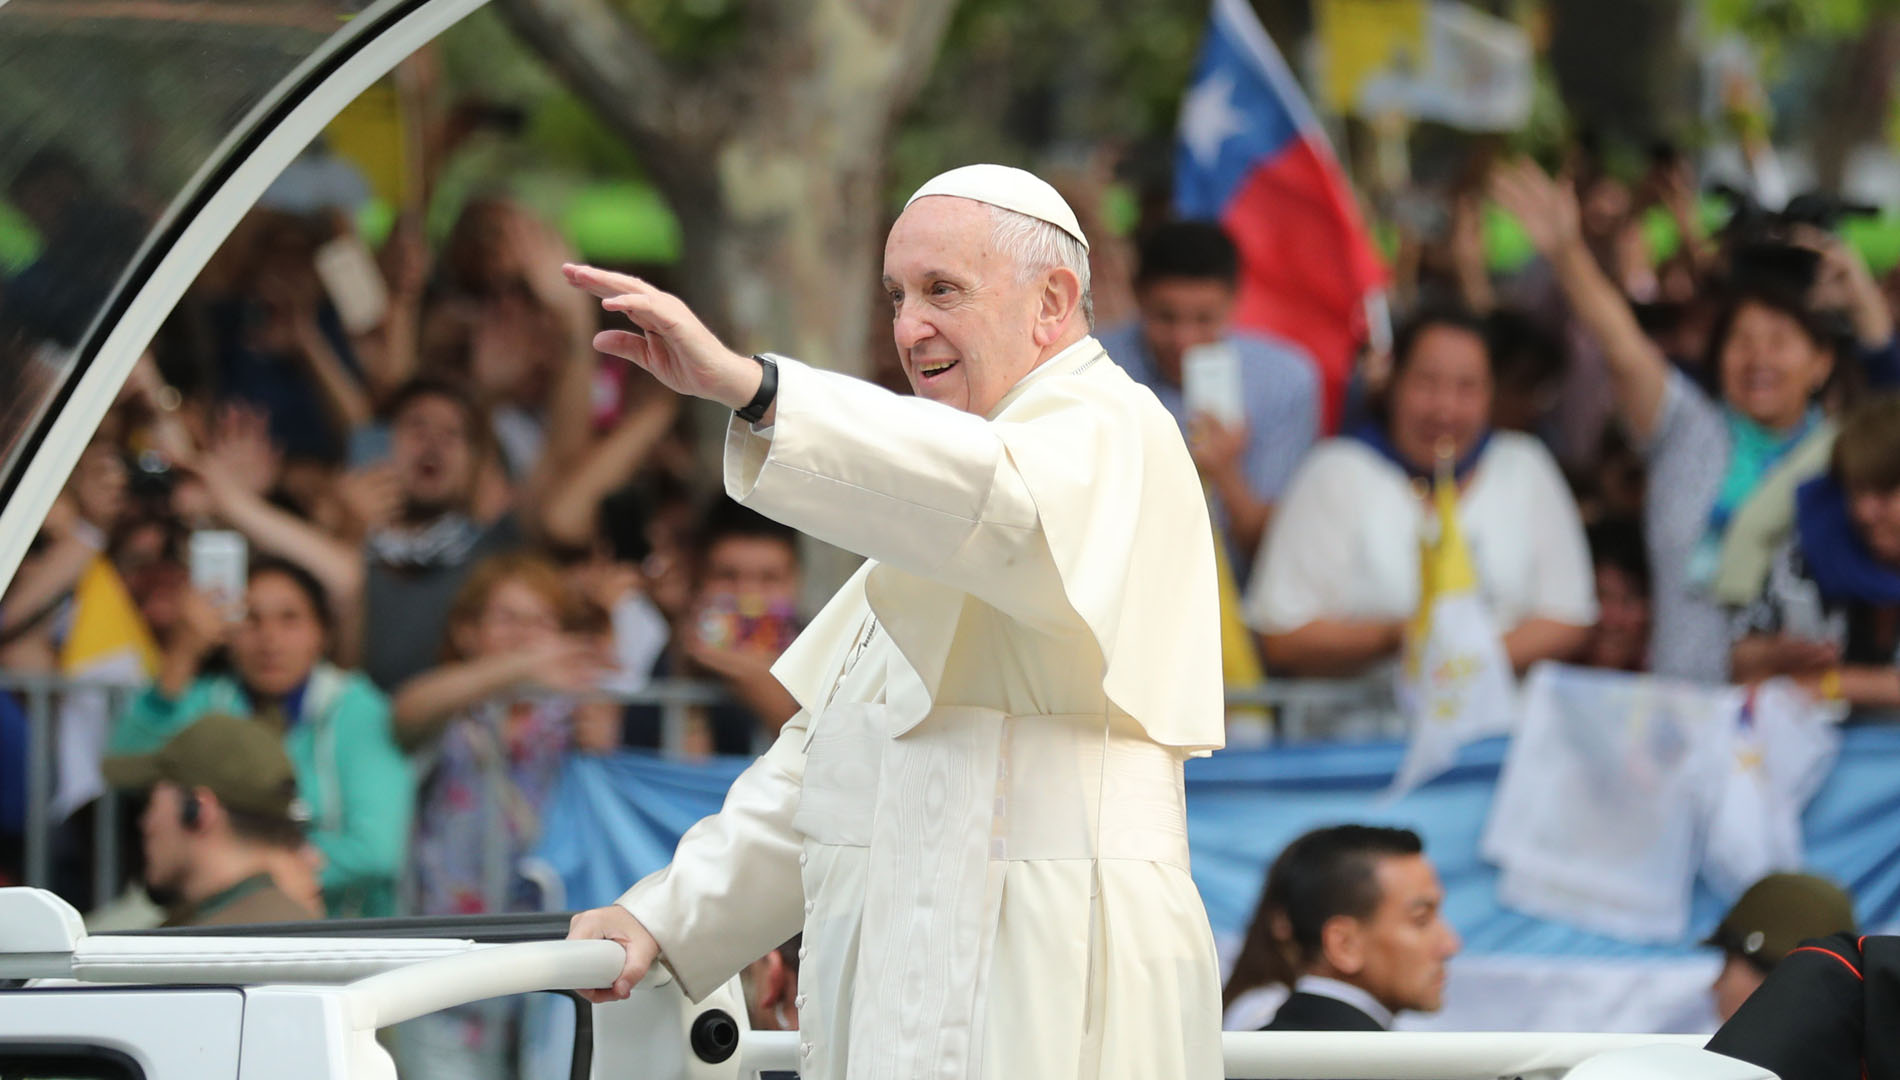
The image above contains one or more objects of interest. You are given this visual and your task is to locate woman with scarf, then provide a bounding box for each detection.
[1492,161,1850,683]
[1244,307,1596,688]
[111,557,411,917]
[1732,395,1900,709]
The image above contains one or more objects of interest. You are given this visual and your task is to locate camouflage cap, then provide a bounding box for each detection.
[102,713,306,825]
[1706,873,1856,970]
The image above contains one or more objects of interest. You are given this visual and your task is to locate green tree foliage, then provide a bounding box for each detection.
[890,0,1208,198]
[1707,0,1900,65]
[607,0,747,62]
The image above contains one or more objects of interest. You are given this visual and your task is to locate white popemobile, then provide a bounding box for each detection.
[0,0,1779,1077]
[0,884,1763,1079]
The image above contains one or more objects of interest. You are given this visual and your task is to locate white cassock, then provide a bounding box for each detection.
[618,336,1227,1079]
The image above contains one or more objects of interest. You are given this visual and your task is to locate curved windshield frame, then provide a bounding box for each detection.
[0,0,485,593]
[0,0,356,486]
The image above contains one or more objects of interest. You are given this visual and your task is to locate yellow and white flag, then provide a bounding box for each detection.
[1389,462,1515,797]
[54,556,159,819]
[1213,527,1272,746]
[1320,0,1534,132]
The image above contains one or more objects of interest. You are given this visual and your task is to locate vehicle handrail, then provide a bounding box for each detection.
[339,938,627,1030]
[1216,1031,1712,1079]
[68,934,479,985]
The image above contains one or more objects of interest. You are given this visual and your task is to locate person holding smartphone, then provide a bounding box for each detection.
[110,558,411,919]
[1093,220,1320,571]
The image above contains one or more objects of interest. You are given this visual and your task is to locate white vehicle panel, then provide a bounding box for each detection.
[0,986,244,1079]
[235,989,362,1080]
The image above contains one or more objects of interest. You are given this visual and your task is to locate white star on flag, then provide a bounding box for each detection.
[1181,70,1246,167]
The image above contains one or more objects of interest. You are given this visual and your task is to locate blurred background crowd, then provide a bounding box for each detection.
[4,0,1900,1068]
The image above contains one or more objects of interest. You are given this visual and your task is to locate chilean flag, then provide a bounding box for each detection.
[1175,0,1388,432]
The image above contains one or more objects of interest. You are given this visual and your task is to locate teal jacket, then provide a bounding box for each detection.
[111,662,413,918]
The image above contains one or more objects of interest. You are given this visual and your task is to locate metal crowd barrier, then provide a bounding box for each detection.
[0,669,1397,910]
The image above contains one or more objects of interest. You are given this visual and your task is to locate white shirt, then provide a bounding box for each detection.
[1244,433,1597,635]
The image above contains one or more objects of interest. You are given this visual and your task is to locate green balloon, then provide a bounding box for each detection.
[560,181,682,264]
[1483,203,1536,273]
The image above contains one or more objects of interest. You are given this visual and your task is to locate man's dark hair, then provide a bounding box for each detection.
[1484,309,1566,394]
[695,498,799,565]
[1390,306,1492,382]
[1221,825,1425,1007]
[1700,283,1838,383]
[1134,221,1239,289]
[386,374,485,440]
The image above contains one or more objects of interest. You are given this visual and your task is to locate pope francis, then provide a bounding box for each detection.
[563,164,1227,1079]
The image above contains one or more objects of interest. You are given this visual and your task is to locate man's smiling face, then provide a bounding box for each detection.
[882,196,1044,416]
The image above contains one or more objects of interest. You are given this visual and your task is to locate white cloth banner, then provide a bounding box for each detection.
[1700,677,1842,899]
[1484,665,1841,942]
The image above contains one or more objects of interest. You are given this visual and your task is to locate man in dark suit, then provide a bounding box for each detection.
[1227,825,1460,1032]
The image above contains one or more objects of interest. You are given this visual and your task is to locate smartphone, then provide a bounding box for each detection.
[1182,342,1245,428]
[188,530,248,620]
[313,234,391,335]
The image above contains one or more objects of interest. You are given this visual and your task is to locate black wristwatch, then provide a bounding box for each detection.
[735,354,779,424]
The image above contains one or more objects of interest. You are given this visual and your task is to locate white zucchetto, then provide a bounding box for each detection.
[905,164,1090,251]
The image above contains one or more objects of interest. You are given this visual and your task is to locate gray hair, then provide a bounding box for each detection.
[988,205,1094,330]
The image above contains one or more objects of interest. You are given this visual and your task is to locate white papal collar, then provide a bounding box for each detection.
[985,335,1106,420]
[1293,975,1395,1029]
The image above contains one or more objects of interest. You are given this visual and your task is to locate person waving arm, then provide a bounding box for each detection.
[1490,160,1671,443]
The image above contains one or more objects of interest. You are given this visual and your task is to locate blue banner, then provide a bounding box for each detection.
[534,725,1900,956]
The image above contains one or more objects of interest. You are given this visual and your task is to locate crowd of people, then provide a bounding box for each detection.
[1,130,1893,1059]
[0,173,810,919]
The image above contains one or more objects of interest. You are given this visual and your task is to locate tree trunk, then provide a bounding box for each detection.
[494,0,959,377]
[1546,0,1695,145]
[1809,16,1900,195]
[495,0,958,603]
